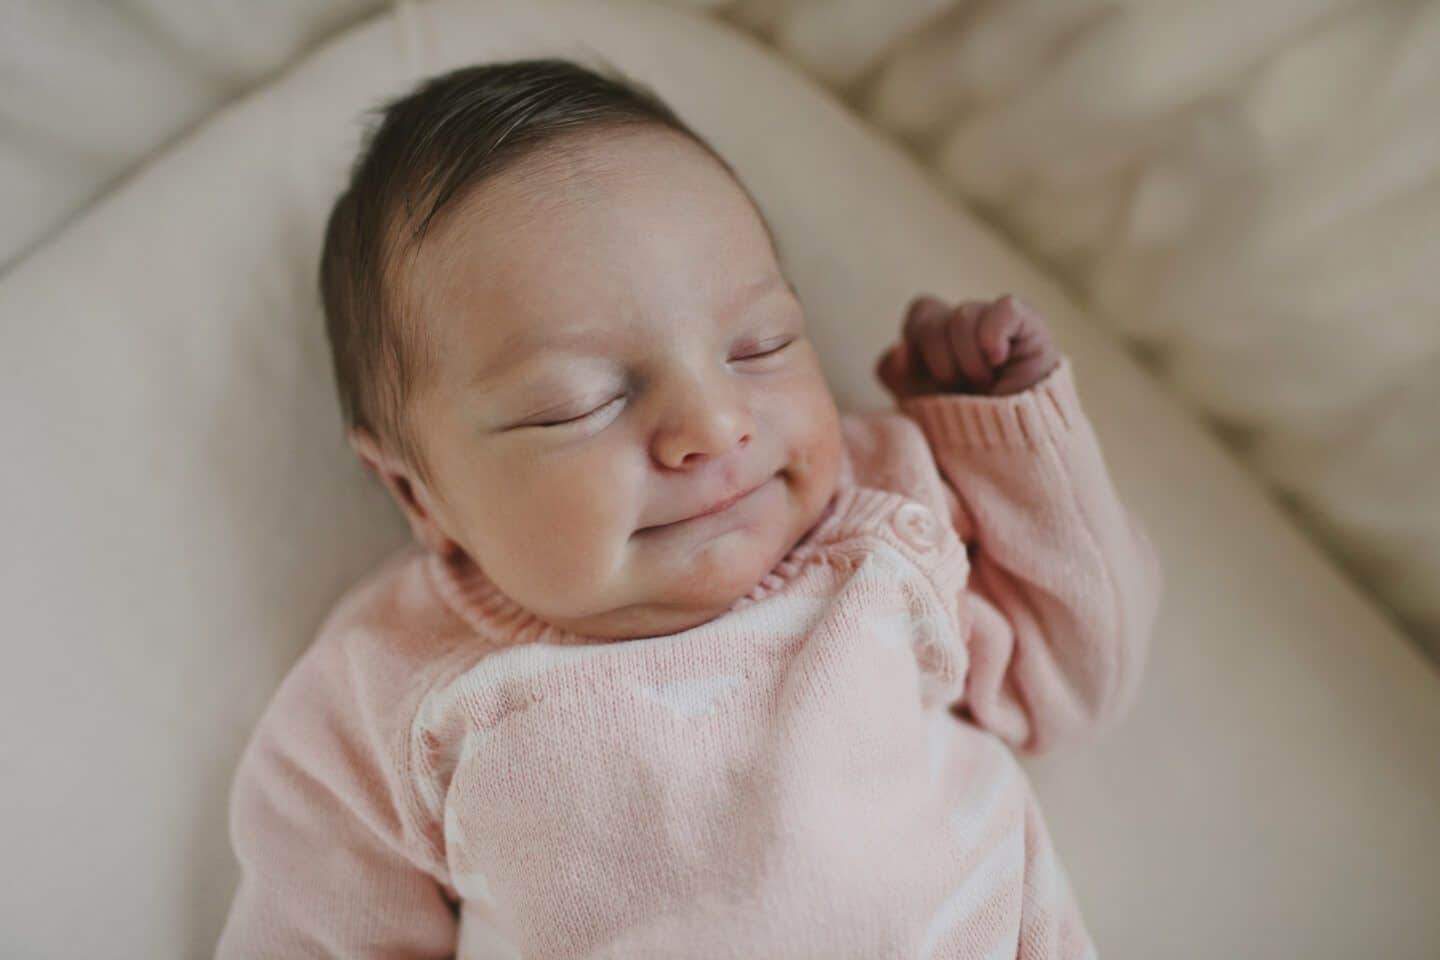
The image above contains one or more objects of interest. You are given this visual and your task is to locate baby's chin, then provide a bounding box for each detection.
[666,532,791,610]
[566,537,781,640]
[578,506,811,639]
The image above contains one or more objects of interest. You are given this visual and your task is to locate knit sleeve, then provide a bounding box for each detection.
[214,624,458,958]
[899,356,1164,754]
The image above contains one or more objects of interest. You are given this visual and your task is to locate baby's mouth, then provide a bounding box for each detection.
[636,474,777,535]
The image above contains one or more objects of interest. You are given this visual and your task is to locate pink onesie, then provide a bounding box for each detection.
[217,356,1163,958]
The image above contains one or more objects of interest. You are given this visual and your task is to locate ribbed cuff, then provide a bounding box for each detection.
[897,355,1080,451]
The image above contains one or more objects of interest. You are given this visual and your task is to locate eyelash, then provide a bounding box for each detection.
[732,336,795,362]
[526,336,796,430]
[532,394,624,429]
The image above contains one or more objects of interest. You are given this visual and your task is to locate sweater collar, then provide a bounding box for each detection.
[424,477,904,648]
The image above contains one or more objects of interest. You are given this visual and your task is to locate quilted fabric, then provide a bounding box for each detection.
[3,0,1436,657]
[729,0,1440,659]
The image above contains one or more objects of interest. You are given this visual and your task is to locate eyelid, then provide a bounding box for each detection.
[732,335,796,361]
[526,393,624,429]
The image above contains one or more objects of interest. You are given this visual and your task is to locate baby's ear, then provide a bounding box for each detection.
[347,427,393,480]
[347,427,457,556]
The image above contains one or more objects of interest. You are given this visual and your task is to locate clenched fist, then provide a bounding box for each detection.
[875,293,1061,398]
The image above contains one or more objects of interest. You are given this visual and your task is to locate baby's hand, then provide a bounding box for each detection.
[875,293,1061,398]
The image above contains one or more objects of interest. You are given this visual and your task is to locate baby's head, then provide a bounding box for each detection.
[320,58,843,640]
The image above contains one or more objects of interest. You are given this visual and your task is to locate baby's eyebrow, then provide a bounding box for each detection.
[466,346,576,393]
[466,272,791,391]
[465,338,617,395]
[723,273,790,319]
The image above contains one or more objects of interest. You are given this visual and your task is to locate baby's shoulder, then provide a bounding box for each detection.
[313,543,475,663]
[838,409,951,512]
[250,544,477,764]
[228,545,472,871]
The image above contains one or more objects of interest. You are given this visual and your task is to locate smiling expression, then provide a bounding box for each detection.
[391,127,845,639]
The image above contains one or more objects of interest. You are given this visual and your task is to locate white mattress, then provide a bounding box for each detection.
[1,1,1437,956]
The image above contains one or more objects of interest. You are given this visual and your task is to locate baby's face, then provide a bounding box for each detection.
[399,129,844,639]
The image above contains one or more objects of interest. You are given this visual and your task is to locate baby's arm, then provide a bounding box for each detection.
[215,632,458,958]
[879,294,1164,753]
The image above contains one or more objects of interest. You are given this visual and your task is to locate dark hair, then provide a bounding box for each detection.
[318,56,774,477]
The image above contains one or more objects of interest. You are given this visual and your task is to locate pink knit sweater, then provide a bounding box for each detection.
[216,357,1162,959]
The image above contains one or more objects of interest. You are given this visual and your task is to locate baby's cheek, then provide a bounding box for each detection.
[788,381,843,474]
[513,459,637,587]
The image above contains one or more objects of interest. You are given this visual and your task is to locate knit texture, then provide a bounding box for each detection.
[216,356,1163,958]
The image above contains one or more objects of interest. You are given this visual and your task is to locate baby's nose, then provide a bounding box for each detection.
[652,382,756,470]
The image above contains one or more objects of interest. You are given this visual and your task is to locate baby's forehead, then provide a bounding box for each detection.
[449,126,727,225]
[392,128,785,392]
[411,133,769,297]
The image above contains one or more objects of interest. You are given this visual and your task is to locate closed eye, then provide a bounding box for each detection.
[525,394,625,429]
[731,336,796,362]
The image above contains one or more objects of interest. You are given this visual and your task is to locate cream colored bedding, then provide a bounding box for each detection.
[4,0,1436,659]
[2,3,1438,957]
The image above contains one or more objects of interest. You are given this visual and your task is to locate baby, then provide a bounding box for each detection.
[217,58,1162,959]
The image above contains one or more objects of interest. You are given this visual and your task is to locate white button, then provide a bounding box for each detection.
[892,502,941,551]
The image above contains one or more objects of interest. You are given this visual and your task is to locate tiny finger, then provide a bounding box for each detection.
[990,339,1059,395]
[875,341,912,395]
[905,296,960,386]
[977,299,1023,368]
[946,302,993,390]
